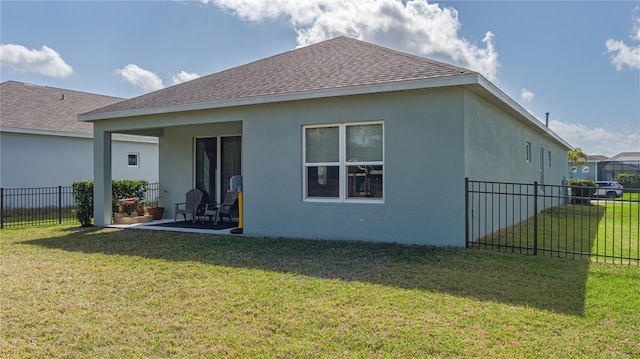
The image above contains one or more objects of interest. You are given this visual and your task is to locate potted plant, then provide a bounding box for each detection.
[147,185,166,220]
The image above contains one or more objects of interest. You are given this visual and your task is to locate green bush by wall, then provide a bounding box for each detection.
[568,178,596,205]
[72,180,94,227]
[71,179,150,226]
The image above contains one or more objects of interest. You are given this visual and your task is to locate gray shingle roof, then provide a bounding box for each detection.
[1,81,124,134]
[609,152,640,161]
[85,36,474,116]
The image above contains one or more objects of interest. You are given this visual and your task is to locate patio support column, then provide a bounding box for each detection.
[94,129,112,227]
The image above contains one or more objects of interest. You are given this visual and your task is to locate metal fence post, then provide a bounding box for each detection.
[58,186,62,224]
[465,177,469,248]
[533,181,538,256]
[1,188,4,230]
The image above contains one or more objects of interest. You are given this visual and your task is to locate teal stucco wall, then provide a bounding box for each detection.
[241,89,467,246]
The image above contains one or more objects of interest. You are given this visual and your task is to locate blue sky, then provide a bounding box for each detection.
[2,0,639,157]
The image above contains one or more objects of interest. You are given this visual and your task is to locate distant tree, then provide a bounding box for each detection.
[568,147,588,178]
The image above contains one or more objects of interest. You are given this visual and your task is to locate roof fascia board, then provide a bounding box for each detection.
[78,73,479,122]
[0,126,158,143]
[112,134,159,143]
[0,126,92,139]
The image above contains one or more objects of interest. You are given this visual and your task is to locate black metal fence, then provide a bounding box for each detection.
[1,186,76,229]
[1,183,161,229]
[465,178,640,265]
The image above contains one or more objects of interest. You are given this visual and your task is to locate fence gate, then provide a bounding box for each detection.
[465,178,639,265]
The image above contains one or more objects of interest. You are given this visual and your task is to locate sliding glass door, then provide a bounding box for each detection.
[195,136,241,203]
[221,136,242,194]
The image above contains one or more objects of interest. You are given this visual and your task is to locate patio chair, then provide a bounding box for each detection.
[174,188,203,223]
[202,191,238,225]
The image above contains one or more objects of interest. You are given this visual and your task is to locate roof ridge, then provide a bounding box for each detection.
[334,36,473,73]
[1,80,125,100]
[175,36,473,90]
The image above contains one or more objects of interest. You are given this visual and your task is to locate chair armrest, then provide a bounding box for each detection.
[203,202,221,211]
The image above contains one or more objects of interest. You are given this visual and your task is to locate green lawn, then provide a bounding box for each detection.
[620,191,639,202]
[2,225,639,358]
[477,200,639,264]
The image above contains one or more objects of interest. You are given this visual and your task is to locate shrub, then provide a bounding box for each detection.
[71,180,150,225]
[72,180,94,227]
[616,173,640,189]
[568,178,596,205]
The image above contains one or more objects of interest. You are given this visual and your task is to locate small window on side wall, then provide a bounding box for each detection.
[525,142,532,163]
[128,153,139,167]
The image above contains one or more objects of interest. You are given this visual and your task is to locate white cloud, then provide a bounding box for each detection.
[520,88,535,101]
[605,39,640,70]
[115,64,164,92]
[208,0,500,81]
[0,43,73,78]
[631,6,640,41]
[549,119,640,157]
[172,70,201,85]
[605,9,640,71]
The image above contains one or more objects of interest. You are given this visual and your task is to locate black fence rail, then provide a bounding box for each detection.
[465,179,640,265]
[1,183,161,229]
[144,182,161,208]
[1,186,76,229]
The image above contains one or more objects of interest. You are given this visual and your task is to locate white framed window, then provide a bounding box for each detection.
[525,142,532,163]
[548,150,552,167]
[303,121,384,202]
[127,153,139,167]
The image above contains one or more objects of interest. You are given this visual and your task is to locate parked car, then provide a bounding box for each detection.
[594,181,624,199]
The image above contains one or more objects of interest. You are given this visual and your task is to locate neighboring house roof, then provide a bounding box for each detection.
[588,155,609,161]
[608,152,640,161]
[1,81,124,135]
[82,36,473,117]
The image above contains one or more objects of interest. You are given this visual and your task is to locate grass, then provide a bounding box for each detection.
[2,225,639,358]
[1,206,76,228]
[619,191,638,202]
[477,200,639,264]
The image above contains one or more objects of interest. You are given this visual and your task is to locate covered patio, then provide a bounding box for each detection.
[89,119,243,231]
[109,217,241,235]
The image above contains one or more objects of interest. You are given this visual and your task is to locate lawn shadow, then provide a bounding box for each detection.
[24,226,589,316]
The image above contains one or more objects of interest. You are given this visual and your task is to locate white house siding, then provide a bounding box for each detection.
[0,131,158,188]
[111,137,159,182]
[1,132,93,188]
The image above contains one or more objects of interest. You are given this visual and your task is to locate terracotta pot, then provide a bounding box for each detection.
[148,207,165,220]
